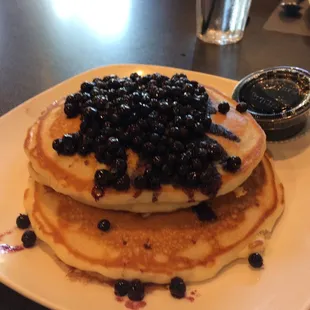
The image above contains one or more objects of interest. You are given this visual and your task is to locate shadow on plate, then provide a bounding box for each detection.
[267,124,310,160]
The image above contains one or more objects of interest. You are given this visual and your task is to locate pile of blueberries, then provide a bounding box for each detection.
[52,72,244,195]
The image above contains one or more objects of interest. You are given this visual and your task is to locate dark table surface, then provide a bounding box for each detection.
[0,0,309,308]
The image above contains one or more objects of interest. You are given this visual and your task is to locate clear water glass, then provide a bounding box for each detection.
[196,0,252,45]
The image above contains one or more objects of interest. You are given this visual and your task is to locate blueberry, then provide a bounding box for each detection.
[192,158,202,171]
[98,150,113,164]
[172,141,184,153]
[73,92,83,103]
[94,169,112,187]
[93,134,107,148]
[128,112,138,124]
[132,136,143,149]
[128,280,145,302]
[108,78,121,89]
[130,72,140,81]
[187,171,199,187]
[62,134,78,155]
[110,113,120,124]
[113,159,127,174]
[80,99,94,110]
[200,165,215,184]
[107,88,117,101]
[174,115,183,126]
[114,279,130,297]
[143,142,156,155]
[82,106,98,120]
[81,92,91,103]
[218,101,230,114]
[194,122,205,135]
[133,175,148,189]
[161,164,173,177]
[16,214,31,229]
[154,123,165,135]
[207,143,223,161]
[52,138,64,154]
[119,104,131,116]
[137,118,149,130]
[172,73,187,80]
[168,126,180,139]
[202,116,212,129]
[84,123,100,138]
[236,102,248,113]
[78,143,92,156]
[93,95,108,110]
[186,142,196,150]
[114,174,130,191]
[179,152,191,164]
[248,253,263,268]
[21,230,36,248]
[192,109,203,121]
[183,83,194,94]
[224,156,241,172]
[64,102,79,118]
[169,277,186,299]
[167,153,177,166]
[184,114,195,128]
[80,81,95,93]
[97,219,111,232]
[116,148,127,160]
[65,94,75,104]
[179,127,189,139]
[196,147,208,160]
[148,174,161,190]
[107,137,120,151]
[132,91,142,103]
[140,103,152,116]
[150,133,160,143]
[127,124,141,135]
[148,110,158,120]
[179,165,189,176]
[152,155,163,168]
[90,87,101,97]
[196,85,206,94]
[117,87,127,97]
[157,143,166,155]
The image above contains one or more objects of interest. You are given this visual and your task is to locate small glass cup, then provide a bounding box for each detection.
[196,0,252,45]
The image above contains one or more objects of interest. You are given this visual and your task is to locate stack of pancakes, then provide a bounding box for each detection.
[23,79,284,284]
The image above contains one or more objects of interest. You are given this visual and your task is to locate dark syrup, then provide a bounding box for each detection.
[241,78,304,114]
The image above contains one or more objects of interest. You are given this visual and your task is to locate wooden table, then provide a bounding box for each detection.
[0,0,309,308]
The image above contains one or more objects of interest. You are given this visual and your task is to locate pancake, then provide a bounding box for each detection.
[24,86,266,213]
[24,154,284,284]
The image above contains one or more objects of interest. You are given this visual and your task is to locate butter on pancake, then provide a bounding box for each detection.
[24,155,284,284]
[24,86,266,213]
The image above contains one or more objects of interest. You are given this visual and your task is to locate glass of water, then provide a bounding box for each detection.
[196,0,252,45]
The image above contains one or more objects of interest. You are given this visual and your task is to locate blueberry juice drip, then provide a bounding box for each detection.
[0,244,24,254]
[53,72,241,200]
[209,123,240,142]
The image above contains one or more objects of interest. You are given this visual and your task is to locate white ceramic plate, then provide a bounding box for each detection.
[0,64,310,310]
